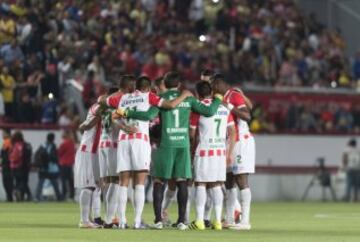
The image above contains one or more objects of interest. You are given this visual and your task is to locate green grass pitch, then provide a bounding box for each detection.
[0,202,359,242]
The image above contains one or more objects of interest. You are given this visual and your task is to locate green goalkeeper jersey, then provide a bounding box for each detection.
[126,89,221,148]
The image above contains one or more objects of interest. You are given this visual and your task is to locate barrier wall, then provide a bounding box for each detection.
[0,131,354,201]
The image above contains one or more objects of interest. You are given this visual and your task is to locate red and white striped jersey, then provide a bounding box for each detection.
[79,104,101,153]
[190,99,234,150]
[223,88,250,135]
[99,112,119,149]
[106,90,162,140]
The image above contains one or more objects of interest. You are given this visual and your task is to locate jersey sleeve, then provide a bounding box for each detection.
[227,113,235,127]
[89,104,100,116]
[148,92,164,107]
[190,97,221,117]
[190,112,200,130]
[228,91,246,109]
[106,93,122,108]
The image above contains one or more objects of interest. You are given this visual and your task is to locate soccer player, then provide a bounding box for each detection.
[99,87,139,228]
[121,72,223,230]
[153,77,177,224]
[103,75,192,229]
[200,69,214,82]
[211,74,254,230]
[74,103,103,228]
[188,81,236,230]
[200,69,215,226]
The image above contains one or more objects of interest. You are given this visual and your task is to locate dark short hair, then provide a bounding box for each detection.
[119,75,135,90]
[11,130,23,143]
[196,81,212,98]
[108,86,118,95]
[154,77,164,88]
[136,76,152,90]
[201,69,213,77]
[210,73,225,83]
[164,72,181,89]
[47,133,55,142]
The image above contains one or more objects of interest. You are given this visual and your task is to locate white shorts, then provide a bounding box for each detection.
[99,146,118,178]
[194,150,226,182]
[74,150,100,188]
[231,135,255,175]
[117,139,151,172]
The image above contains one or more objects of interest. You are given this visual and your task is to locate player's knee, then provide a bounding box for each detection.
[167,179,176,190]
[236,174,249,189]
[153,178,165,185]
[225,173,235,189]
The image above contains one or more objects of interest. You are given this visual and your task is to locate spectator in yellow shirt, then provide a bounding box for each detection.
[0,66,15,118]
[0,13,16,45]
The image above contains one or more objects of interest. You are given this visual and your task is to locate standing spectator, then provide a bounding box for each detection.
[9,130,25,201]
[352,51,360,81]
[342,139,360,201]
[57,56,74,89]
[82,70,96,109]
[87,55,106,85]
[0,12,16,45]
[1,129,13,201]
[0,66,15,119]
[58,106,72,127]
[21,136,33,201]
[0,39,24,66]
[57,131,76,201]
[35,133,61,201]
[41,95,57,124]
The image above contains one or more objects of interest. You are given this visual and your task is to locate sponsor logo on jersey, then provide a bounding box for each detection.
[216,110,228,116]
[121,97,145,106]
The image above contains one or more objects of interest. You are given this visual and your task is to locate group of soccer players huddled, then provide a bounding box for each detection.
[74,70,255,231]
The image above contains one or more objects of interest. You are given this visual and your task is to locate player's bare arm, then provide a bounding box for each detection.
[233,87,253,110]
[230,106,251,122]
[78,116,100,132]
[226,125,237,167]
[118,123,138,134]
[98,91,122,108]
[111,117,138,134]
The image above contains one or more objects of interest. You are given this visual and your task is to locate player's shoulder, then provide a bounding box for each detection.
[89,103,100,115]
[228,88,242,96]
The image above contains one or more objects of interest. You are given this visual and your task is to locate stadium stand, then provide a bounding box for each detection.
[0,0,359,134]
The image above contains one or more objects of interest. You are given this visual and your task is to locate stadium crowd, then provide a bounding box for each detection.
[0,0,359,134]
[250,101,360,134]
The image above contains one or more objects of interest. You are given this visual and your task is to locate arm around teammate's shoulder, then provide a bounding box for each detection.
[191,96,221,117]
[126,106,160,121]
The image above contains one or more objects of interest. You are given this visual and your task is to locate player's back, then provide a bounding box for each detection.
[224,88,250,134]
[119,90,152,137]
[192,99,231,149]
[80,104,101,153]
[159,90,192,148]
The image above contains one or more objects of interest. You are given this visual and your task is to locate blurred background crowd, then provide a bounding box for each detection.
[0,0,359,134]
